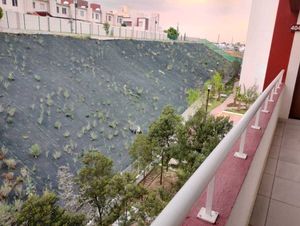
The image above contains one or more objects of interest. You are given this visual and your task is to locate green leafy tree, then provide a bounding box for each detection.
[103,22,110,36]
[186,88,201,106]
[176,110,232,184]
[165,27,179,40]
[77,150,114,225]
[148,106,182,185]
[17,191,85,226]
[129,134,153,178]
[134,190,166,225]
[211,72,224,100]
[109,173,146,225]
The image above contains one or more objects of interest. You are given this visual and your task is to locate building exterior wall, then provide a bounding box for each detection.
[280,12,300,119]
[239,0,280,92]
[263,0,298,89]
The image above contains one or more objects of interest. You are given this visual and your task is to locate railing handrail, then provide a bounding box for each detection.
[151,69,284,226]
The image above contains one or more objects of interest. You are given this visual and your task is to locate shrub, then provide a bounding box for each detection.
[54,121,62,129]
[34,75,41,81]
[7,107,16,117]
[8,72,14,81]
[63,130,70,138]
[29,144,41,158]
[4,159,17,169]
[90,132,98,141]
[52,150,62,160]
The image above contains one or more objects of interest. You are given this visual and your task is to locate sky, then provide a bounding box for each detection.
[91,0,253,43]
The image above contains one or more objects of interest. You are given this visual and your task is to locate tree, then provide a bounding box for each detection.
[109,173,146,225]
[77,150,114,225]
[103,22,110,36]
[129,134,153,178]
[0,7,3,20]
[134,190,166,225]
[148,106,182,185]
[232,60,241,77]
[186,88,201,106]
[165,27,179,40]
[176,110,232,184]
[211,72,224,100]
[17,191,85,226]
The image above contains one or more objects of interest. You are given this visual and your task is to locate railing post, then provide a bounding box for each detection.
[251,107,261,130]
[197,177,219,223]
[262,97,270,113]
[268,88,275,102]
[234,129,247,159]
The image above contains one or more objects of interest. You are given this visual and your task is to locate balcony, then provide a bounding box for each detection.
[250,119,300,226]
[152,70,287,226]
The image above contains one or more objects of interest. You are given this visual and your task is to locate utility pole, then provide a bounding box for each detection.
[217,34,220,43]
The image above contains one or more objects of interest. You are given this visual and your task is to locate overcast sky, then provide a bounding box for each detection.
[91,0,253,43]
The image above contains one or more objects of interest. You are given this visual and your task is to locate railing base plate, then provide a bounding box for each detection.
[197,207,219,223]
[262,110,269,113]
[251,125,261,130]
[234,152,247,159]
[268,99,275,103]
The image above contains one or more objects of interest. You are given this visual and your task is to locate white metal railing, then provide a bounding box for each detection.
[151,70,284,226]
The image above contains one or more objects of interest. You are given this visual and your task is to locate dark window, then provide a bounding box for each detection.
[2,0,7,5]
[12,0,18,7]
[56,6,59,13]
[62,7,67,15]
[33,2,35,8]
[95,13,99,20]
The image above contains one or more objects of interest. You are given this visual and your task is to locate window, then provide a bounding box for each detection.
[95,13,99,20]
[56,6,59,13]
[40,3,45,10]
[2,0,6,5]
[108,15,111,21]
[80,10,84,17]
[32,2,35,8]
[62,7,67,15]
[12,0,18,7]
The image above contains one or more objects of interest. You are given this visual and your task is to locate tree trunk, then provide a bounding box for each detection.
[160,151,164,185]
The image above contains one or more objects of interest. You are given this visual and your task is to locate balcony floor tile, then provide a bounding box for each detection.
[265,199,300,226]
[251,120,300,226]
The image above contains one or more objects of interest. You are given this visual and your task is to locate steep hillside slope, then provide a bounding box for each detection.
[0,33,234,193]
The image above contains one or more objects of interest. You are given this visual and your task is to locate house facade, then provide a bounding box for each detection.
[0,0,158,31]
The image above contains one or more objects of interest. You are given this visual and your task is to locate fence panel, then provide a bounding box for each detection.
[24,14,39,31]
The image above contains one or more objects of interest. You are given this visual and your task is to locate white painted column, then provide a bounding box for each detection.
[239,0,280,92]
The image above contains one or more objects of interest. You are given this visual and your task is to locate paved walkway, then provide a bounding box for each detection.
[182,94,243,125]
[250,119,300,226]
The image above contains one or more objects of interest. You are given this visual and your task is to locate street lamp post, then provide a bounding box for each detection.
[205,84,212,120]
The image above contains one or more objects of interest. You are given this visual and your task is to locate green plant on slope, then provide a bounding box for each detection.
[29,144,41,158]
